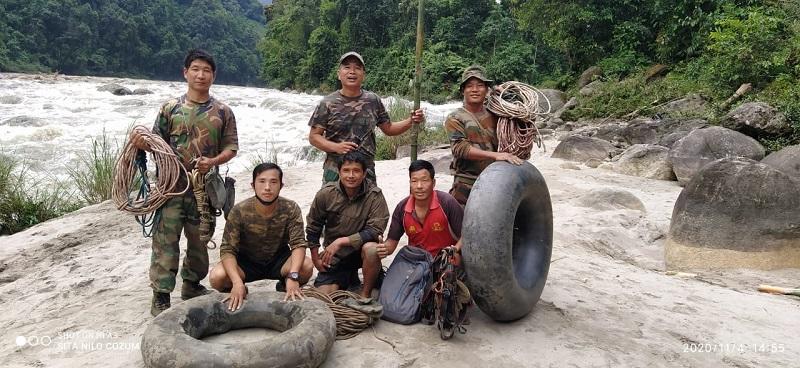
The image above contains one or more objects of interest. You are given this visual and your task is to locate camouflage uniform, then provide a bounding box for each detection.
[219,196,306,264]
[444,107,498,205]
[306,180,389,288]
[308,90,391,183]
[149,94,238,293]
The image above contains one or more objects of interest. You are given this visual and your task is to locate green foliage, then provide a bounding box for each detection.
[67,131,119,205]
[375,98,450,160]
[0,0,265,85]
[0,157,80,235]
[564,68,710,120]
[690,6,793,92]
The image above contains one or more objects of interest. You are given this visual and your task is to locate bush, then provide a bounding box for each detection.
[68,131,118,205]
[564,68,710,120]
[0,157,80,235]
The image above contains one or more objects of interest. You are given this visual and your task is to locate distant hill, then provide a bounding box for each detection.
[0,0,267,85]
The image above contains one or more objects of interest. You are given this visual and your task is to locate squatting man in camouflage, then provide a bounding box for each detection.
[130,49,239,316]
[445,65,522,205]
[209,163,313,311]
[306,152,390,298]
[308,51,426,184]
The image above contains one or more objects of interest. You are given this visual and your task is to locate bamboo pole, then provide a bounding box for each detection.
[410,0,424,161]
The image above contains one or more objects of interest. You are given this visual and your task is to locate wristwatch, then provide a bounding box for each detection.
[288,271,300,282]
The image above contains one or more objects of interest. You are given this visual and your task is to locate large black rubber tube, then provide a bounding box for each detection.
[141,291,336,368]
[462,161,553,321]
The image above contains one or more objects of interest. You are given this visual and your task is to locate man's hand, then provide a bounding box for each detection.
[447,246,463,267]
[376,236,394,259]
[495,152,523,165]
[311,250,327,272]
[410,109,425,124]
[195,156,216,174]
[321,238,345,268]
[223,283,247,311]
[129,128,151,152]
[333,141,358,155]
[283,279,304,301]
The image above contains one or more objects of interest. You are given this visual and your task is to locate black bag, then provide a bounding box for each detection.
[379,246,433,324]
[205,167,235,219]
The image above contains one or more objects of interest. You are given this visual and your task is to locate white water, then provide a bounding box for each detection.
[0,73,459,180]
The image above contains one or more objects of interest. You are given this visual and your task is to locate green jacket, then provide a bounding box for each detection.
[305,180,389,250]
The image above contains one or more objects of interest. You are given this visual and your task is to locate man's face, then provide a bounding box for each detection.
[251,169,282,203]
[409,169,435,202]
[183,59,215,92]
[337,59,365,89]
[462,78,488,105]
[339,161,366,191]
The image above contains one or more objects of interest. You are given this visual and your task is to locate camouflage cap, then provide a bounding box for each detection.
[459,65,493,90]
[339,51,365,68]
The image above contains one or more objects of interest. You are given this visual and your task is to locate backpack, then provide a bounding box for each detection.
[379,245,433,324]
[205,166,235,219]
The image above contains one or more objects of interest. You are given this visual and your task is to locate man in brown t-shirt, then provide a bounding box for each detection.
[308,51,425,183]
[209,163,313,311]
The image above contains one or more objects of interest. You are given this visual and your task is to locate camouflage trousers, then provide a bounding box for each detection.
[449,176,476,206]
[149,193,215,293]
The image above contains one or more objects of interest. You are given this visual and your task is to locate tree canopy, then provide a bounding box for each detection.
[0,0,266,85]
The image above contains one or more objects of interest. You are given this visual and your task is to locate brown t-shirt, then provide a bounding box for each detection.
[219,197,306,262]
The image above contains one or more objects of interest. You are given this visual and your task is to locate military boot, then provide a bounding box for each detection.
[151,291,170,316]
[181,281,211,300]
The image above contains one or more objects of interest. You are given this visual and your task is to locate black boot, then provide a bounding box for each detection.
[181,281,211,300]
[151,291,170,316]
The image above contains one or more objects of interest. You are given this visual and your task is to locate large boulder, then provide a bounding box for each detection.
[97,83,124,92]
[578,66,603,88]
[613,144,675,181]
[132,88,154,95]
[761,144,800,180]
[644,64,669,83]
[0,95,23,104]
[552,135,615,163]
[2,115,47,127]
[537,89,566,113]
[658,94,708,118]
[666,158,800,270]
[668,126,764,185]
[620,118,658,145]
[576,188,645,212]
[579,80,603,96]
[721,102,791,137]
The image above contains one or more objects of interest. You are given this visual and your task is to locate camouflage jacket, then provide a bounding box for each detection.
[305,180,389,250]
[152,94,239,172]
[308,90,390,180]
[219,196,306,262]
[444,107,498,183]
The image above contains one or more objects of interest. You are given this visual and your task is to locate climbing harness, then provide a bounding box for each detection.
[487,81,552,159]
[302,287,383,340]
[190,165,217,250]
[421,247,471,340]
[112,126,188,237]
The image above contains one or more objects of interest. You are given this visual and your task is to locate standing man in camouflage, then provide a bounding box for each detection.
[130,49,238,316]
[209,163,313,311]
[445,65,522,205]
[308,51,425,184]
[306,152,390,298]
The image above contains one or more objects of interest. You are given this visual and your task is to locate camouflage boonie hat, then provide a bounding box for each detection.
[459,65,493,90]
[339,51,365,68]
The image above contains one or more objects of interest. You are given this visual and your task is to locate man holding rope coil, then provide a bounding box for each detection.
[129,49,239,316]
[445,65,523,206]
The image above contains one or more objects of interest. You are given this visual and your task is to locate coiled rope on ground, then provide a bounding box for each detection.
[487,81,552,160]
[112,126,188,234]
[302,288,379,340]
